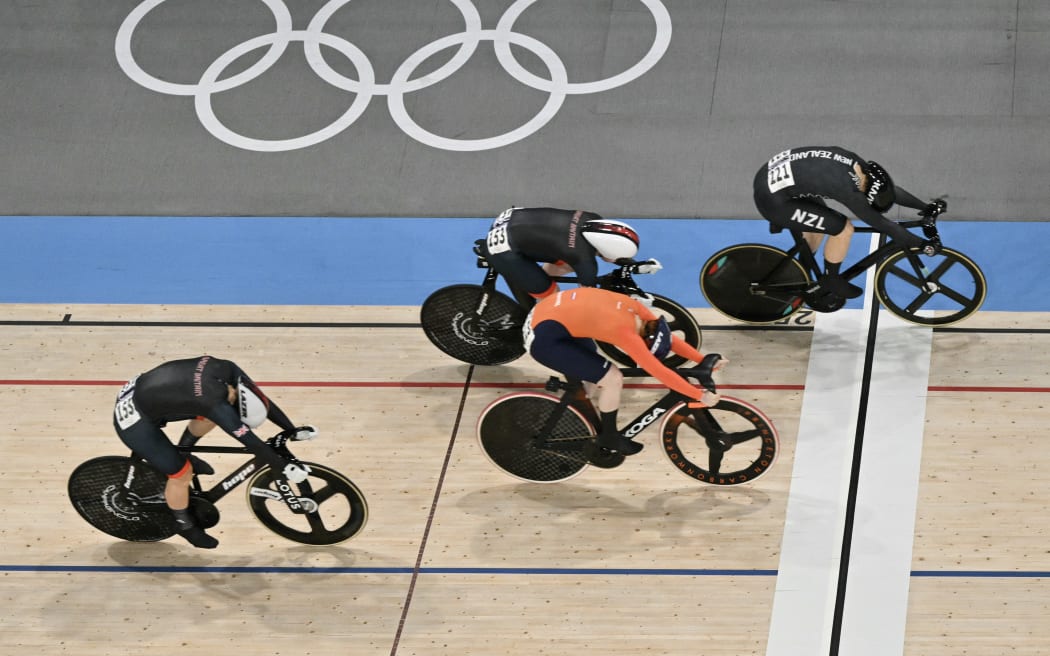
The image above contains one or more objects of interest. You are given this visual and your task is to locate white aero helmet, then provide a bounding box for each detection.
[237,376,270,428]
[581,220,640,262]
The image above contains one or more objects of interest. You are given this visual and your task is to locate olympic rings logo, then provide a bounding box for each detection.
[115,0,671,152]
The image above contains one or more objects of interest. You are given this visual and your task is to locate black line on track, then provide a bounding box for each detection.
[389,364,474,656]
[0,320,420,328]
[3,318,1046,335]
[828,266,884,655]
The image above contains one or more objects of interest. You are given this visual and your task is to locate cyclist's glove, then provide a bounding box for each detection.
[292,425,318,441]
[283,462,312,483]
[687,389,722,408]
[635,259,663,275]
[918,199,947,219]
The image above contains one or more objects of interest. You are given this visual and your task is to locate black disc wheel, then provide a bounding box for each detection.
[68,456,176,542]
[598,294,703,367]
[874,247,986,326]
[700,244,810,324]
[420,284,527,365]
[660,398,779,485]
[246,462,368,545]
[477,393,594,483]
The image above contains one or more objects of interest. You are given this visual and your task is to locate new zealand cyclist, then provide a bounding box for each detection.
[753,146,946,306]
[113,355,316,548]
[479,206,659,308]
[526,287,724,462]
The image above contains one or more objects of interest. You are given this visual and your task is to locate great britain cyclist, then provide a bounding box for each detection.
[753,147,947,306]
[526,287,725,461]
[113,355,316,549]
[479,207,660,308]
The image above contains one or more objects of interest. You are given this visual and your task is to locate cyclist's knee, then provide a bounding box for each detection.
[530,280,558,300]
[595,366,623,390]
[187,417,217,437]
[168,459,194,482]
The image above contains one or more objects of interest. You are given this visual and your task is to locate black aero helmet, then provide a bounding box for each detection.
[864,160,895,212]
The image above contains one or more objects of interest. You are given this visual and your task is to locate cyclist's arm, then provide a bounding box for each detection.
[669,335,704,363]
[844,198,924,248]
[570,255,599,286]
[264,398,296,433]
[208,402,288,469]
[616,331,705,401]
[891,185,927,212]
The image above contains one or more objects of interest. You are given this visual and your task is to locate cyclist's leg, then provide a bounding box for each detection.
[485,249,557,309]
[177,417,217,475]
[758,192,859,299]
[529,321,640,456]
[115,417,217,548]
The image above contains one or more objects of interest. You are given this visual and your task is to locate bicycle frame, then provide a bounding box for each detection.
[182,446,309,513]
[759,219,941,293]
[539,365,709,449]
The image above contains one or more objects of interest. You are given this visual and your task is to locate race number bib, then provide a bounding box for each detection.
[766,150,795,193]
[114,377,142,430]
[485,207,517,255]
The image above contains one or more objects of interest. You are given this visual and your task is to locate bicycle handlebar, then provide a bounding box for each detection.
[679,353,722,393]
[618,353,722,395]
[894,196,948,230]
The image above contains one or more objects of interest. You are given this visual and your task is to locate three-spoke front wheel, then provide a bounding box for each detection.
[247,462,368,545]
[660,397,779,485]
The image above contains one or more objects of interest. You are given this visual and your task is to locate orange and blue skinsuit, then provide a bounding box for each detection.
[527,287,708,401]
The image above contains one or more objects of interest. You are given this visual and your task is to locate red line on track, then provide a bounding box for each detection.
[1,381,1047,393]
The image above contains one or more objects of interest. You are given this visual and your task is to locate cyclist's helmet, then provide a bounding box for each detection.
[237,376,270,428]
[581,219,640,262]
[863,160,896,213]
[643,317,672,360]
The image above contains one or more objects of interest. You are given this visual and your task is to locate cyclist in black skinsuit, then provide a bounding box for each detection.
[753,147,945,307]
[113,355,316,548]
[478,207,658,308]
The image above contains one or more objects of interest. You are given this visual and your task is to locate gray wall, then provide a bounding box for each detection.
[2,0,1046,220]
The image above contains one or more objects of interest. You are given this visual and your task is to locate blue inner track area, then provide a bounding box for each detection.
[1,216,1039,310]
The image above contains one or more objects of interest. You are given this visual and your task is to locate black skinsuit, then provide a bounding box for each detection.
[752,146,927,248]
[113,355,294,475]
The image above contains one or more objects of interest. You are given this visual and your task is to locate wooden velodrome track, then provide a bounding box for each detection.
[1,301,1047,655]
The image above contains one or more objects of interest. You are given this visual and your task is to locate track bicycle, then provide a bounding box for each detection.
[699,207,985,326]
[68,430,368,546]
[476,355,778,486]
[421,240,702,366]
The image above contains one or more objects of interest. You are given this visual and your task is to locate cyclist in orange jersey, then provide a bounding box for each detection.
[526,287,725,459]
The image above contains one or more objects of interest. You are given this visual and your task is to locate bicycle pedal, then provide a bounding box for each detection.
[583,442,626,469]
